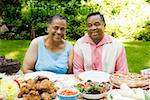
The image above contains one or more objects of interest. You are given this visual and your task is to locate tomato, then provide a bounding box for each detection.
[101,82,106,85]
[100,88,107,93]
[14,79,20,88]
[79,84,85,88]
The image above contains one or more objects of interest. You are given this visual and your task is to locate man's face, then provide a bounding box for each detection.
[86,15,105,41]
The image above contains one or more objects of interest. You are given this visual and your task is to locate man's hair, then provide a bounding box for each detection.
[48,14,66,24]
[86,12,106,26]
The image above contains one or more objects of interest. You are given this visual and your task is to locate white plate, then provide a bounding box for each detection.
[81,92,108,99]
[78,70,110,82]
[55,75,80,88]
[24,71,58,82]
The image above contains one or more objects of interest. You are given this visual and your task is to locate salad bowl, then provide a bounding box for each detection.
[75,80,111,99]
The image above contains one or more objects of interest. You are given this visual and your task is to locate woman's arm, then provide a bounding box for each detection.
[67,45,74,74]
[23,38,38,73]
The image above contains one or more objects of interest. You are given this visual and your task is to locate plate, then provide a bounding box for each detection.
[78,70,110,82]
[109,81,120,88]
[24,71,58,82]
[55,74,80,88]
[81,92,108,99]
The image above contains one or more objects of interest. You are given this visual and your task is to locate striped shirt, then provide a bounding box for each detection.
[73,34,128,74]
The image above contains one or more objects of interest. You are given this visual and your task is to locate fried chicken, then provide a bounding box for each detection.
[18,75,57,99]
[23,90,41,100]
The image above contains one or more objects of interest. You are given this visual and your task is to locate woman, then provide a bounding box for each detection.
[23,14,73,74]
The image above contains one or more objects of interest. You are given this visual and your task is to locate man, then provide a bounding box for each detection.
[73,12,128,74]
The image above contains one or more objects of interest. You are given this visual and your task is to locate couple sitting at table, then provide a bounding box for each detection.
[23,12,128,74]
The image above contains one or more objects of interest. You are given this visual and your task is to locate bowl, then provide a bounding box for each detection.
[81,92,108,99]
[57,87,80,100]
[75,80,112,99]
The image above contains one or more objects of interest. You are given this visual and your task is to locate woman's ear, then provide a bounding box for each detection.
[47,24,50,33]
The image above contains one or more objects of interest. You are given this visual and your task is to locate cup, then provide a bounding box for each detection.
[141,68,150,78]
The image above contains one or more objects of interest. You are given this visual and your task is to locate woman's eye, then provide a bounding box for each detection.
[87,24,92,27]
[54,26,58,30]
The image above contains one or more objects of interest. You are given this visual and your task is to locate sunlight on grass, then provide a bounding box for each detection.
[146,61,150,68]
[5,51,19,59]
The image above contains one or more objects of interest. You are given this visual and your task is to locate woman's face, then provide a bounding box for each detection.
[48,18,66,42]
[87,15,105,42]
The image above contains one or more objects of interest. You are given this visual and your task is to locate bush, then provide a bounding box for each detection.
[1,0,150,41]
[14,31,30,40]
[134,21,150,41]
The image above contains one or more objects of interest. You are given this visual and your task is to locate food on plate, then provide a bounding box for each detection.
[57,88,79,100]
[18,75,58,100]
[59,89,78,96]
[134,88,145,100]
[108,83,146,100]
[109,73,150,88]
[23,90,41,100]
[75,80,111,94]
[75,80,111,99]
[120,83,135,96]
[41,92,56,100]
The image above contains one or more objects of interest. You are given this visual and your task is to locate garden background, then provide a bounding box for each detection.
[0,0,150,73]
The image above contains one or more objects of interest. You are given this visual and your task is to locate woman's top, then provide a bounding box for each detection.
[35,36,72,74]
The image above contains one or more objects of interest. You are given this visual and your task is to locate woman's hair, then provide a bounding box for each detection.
[48,14,66,24]
[86,12,106,26]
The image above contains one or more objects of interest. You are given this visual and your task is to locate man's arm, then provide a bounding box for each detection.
[73,42,84,74]
[115,47,128,73]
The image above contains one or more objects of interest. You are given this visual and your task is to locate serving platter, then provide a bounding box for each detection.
[78,70,110,82]
[24,71,58,82]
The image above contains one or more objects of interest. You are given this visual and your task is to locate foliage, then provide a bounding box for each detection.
[99,0,150,40]
[134,21,150,41]
[0,0,150,41]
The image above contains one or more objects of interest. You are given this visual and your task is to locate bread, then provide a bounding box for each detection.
[110,73,150,88]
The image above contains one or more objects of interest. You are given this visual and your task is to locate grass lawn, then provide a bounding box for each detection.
[0,40,150,73]
[123,41,150,73]
[0,40,31,65]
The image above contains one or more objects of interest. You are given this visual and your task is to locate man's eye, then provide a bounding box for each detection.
[95,22,100,26]
[60,28,65,32]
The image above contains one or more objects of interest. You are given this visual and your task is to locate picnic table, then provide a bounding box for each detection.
[0,70,150,100]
